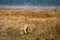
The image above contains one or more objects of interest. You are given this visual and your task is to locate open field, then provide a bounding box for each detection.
[0,10,60,40]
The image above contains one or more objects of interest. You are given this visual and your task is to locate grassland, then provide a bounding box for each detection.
[0,10,60,40]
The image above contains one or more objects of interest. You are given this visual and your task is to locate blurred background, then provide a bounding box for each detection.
[0,0,59,9]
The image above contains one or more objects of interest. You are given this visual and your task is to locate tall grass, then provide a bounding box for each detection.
[0,10,60,40]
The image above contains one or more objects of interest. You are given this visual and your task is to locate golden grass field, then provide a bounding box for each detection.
[0,10,60,40]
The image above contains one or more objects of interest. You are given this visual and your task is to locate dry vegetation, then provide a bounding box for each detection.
[0,10,60,40]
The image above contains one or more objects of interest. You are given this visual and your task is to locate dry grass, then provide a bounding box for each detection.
[0,10,60,40]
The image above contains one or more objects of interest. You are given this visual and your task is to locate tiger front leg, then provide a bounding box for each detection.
[24,29,27,34]
[20,29,24,34]
[24,27,28,34]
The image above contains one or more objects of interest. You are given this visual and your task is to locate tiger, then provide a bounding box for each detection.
[18,16,29,34]
[18,22,29,34]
